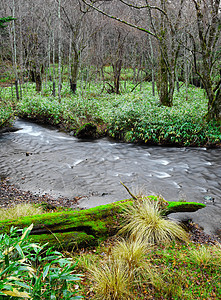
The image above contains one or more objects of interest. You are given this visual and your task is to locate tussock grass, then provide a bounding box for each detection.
[151,270,186,299]
[112,237,149,268]
[0,203,43,221]
[120,199,189,244]
[88,259,132,300]
[187,244,221,267]
[112,237,153,281]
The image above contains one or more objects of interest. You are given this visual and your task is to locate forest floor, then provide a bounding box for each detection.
[1,81,221,147]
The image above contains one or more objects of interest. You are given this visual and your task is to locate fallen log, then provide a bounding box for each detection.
[0,198,205,249]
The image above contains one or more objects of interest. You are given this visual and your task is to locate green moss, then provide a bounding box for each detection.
[32,231,96,249]
[166,201,206,215]
[0,198,206,249]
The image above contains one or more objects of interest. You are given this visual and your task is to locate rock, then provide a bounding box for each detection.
[76,123,97,139]
[0,127,21,134]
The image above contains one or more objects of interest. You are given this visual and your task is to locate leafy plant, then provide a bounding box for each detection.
[0,224,82,299]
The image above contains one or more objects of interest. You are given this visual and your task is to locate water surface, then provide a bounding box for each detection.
[0,120,220,235]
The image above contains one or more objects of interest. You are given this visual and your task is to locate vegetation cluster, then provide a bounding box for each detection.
[76,198,221,299]
[1,79,221,147]
[0,199,220,299]
[0,224,82,299]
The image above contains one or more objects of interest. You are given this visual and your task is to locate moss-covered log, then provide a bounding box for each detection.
[0,198,205,249]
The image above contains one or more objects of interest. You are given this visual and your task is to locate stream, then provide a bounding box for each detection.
[0,119,220,236]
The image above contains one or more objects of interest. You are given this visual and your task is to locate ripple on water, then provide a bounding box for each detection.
[0,120,220,212]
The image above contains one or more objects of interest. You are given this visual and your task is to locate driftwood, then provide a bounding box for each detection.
[0,198,206,250]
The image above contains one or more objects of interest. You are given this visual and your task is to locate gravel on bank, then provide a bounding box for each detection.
[0,178,79,210]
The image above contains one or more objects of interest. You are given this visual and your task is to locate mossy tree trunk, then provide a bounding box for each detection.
[0,199,205,250]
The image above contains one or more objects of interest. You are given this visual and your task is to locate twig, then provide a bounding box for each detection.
[120,181,137,200]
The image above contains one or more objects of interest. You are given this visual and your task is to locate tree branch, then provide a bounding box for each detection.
[81,0,157,38]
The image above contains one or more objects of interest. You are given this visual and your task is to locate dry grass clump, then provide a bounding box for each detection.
[187,244,221,267]
[0,203,43,221]
[87,237,153,299]
[88,259,132,300]
[120,199,189,244]
[111,237,151,277]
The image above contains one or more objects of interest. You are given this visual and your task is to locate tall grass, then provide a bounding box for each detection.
[89,259,132,300]
[186,244,221,267]
[112,237,151,278]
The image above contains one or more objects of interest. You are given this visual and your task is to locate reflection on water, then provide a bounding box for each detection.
[0,119,221,234]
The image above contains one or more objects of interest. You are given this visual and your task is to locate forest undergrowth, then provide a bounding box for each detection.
[1,80,221,147]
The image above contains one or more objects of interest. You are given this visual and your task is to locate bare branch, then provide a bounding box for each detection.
[81,0,157,38]
[120,181,137,200]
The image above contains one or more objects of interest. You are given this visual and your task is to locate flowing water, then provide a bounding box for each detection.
[0,120,220,235]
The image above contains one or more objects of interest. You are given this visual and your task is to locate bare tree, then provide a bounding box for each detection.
[190,0,221,120]
[81,0,186,106]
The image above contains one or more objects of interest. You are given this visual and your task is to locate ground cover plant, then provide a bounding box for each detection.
[0,97,15,130]
[1,79,220,147]
[0,224,82,299]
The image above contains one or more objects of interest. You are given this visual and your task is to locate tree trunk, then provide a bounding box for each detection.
[52,31,56,97]
[208,71,221,120]
[112,58,122,94]
[112,47,123,95]
[193,0,221,121]
[70,48,80,94]
[157,53,172,106]
[58,0,62,101]
[35,70,42,92]
[12,0,19,101]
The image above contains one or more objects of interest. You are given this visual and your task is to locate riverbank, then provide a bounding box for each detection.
[0,178,220,299]
[0,178,79,209]
[1,82,221,147]
[0,178,220,245]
